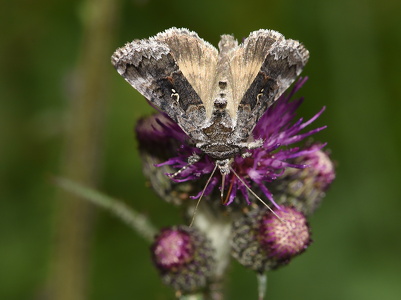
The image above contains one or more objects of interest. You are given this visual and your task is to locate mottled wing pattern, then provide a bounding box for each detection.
[229,30,309,138]
[223,31,277,123]
[112,28,309,150]
[154,29,219,119]
[111,28,218,139]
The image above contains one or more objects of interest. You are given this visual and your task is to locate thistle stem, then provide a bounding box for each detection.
[257,273,267,300]
[53,176,157,242]
[179,294,205,300]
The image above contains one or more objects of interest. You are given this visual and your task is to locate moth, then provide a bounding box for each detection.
[112,28,309,188]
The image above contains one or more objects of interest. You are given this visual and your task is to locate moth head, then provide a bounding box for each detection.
[216,159,231,175]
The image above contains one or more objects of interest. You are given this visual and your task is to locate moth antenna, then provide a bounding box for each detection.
[229,167,286,223]
[189,163,218,227]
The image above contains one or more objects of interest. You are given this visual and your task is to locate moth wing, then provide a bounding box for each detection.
[111,28,218,139]
[227,30,309,135]
[154,28,219,118]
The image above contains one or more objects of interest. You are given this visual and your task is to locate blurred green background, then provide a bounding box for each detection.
[1,0,401,299]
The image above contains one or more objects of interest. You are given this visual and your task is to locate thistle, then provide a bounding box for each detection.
[151,226,215,294]
[135,79,335,298]
[110,28,336,299]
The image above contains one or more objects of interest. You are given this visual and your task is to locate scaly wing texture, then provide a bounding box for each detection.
[226,30,308,121]
[111,28,218,140]
[154,28,219,119]
[112,28,309,145]
[228,30,309,138]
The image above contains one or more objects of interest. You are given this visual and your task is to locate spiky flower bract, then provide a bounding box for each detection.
[132,77,336,297]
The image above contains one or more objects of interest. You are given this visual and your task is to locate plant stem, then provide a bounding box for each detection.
[179,294,205,300]
[257,273,267,300]
[53,177,157,242]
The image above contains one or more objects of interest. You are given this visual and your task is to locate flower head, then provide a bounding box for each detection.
[231,206,311,272]
[151,226,215,293]
[271,143,336,215]
[136,78,326,208]
[259,207,311,262]
[152,228,194,271]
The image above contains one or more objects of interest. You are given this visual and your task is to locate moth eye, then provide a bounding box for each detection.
[170,89,180,102]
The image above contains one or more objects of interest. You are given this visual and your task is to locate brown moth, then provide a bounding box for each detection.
[111,28,309,178]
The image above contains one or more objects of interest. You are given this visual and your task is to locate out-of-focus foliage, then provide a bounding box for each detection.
[1,0,401,299]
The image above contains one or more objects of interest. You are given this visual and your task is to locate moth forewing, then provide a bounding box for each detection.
[154,28,219,120]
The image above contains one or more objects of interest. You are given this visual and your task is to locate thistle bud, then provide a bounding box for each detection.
[273,144,335,215]
[151,226,215,293]
[231,206,311,273]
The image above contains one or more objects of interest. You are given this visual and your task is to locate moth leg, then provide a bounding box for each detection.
[169,153,201,178]
[239,139,264,158]
[236,139,263,150]
[188,153,201,165]
[246,139,264,149]
[241,152,252,158]
[236,139,264,153]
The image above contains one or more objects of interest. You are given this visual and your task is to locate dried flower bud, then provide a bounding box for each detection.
[151,226,215,293]
[272,144,335,215]
[231,206,311,273]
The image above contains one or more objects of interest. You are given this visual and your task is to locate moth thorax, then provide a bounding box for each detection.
[214,96,227,110]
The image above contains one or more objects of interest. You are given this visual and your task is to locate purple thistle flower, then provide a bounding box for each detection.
[299,143,336,192]
[270,142,336,215]
[136,78,326,207]
[152,228,194,271]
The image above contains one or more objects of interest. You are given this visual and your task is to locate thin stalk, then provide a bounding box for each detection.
[53,177,157,241]
[179,294,205,300]
[257,273,268,300]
